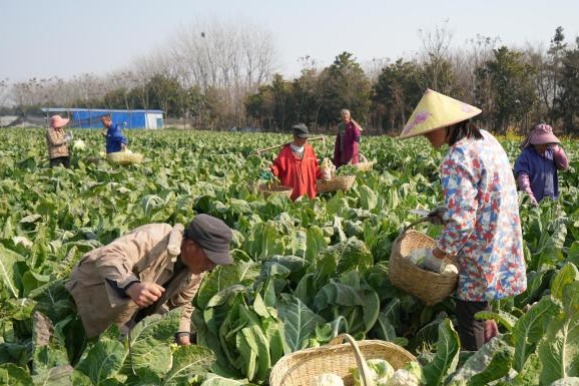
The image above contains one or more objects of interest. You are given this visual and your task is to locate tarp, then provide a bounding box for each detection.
[71,110,149,129]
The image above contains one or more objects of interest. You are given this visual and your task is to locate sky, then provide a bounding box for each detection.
[1,0,579,82]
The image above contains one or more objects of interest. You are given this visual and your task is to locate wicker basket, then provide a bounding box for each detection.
[317,175,356,193]
[258,183,293,198]
[106,151,144,165]
[353,154,374,172]
[389,224,458,306]
[270,334,416,386]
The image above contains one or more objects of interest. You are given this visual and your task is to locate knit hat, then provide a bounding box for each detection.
[399,89,482,139]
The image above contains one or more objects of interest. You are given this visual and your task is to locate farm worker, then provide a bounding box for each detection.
[514,123,569,206]
[65,214,233,346]
[46,114,72,168]
[398,89,527,352]
[101,114,128,153]
[333,109,362,168]
[270,123,321,200]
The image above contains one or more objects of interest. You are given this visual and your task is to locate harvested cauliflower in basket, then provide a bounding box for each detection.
[310,373,344,386]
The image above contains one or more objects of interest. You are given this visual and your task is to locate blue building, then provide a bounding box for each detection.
[41,108,164,129]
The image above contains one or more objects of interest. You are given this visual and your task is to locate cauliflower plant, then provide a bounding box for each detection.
[73,139,86,151]
[309,373,344,386]
[352,359,395,386]
[386,369,421,386]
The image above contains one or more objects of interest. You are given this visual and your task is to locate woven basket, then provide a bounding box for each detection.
[270,334,416,386]
[258,183,293,198]
[389,223,458,306]
[353,154,374,172]
[106,151,144,165]
[317,175,356,193]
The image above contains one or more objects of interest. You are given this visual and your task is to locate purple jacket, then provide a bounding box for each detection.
[333,121,361,167]
[514,146,569,202]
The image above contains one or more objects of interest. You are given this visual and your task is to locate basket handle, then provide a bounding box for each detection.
[401,216,431,234]
[359,154,368,163]
[328,334,375,386]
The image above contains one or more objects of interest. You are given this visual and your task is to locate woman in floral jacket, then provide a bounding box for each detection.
[399,89,527,351]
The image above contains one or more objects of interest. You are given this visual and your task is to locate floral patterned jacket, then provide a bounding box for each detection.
[438,130,527,301]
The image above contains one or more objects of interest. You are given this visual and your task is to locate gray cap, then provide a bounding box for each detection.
[185,214,233,265]
[292,123,310,138]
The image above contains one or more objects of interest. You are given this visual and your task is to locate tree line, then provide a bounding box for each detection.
[1,24,578,134]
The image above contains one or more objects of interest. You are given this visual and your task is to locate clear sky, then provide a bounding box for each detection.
[1,0,579,82]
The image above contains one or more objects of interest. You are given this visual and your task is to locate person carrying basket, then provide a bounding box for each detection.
[398,89,527,351]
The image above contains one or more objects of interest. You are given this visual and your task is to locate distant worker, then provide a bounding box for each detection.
[269,124,321,201]
[514,123,569,206]
[333,109,362,168]
[66,214,233,344]
[101,114,128,153]
[46,114,72,168]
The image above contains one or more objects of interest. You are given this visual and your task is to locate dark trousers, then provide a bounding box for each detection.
[456,299,490,351]
[50,156,71,168]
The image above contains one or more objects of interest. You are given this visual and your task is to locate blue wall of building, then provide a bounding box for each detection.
[69,110,158,129]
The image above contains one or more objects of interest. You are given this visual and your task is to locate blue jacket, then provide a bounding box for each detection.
[105,123,128,153]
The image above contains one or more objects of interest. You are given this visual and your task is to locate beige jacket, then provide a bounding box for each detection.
[65,223,204,338]
[46,128,70,159]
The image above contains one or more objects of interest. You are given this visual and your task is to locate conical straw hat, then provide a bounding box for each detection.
[399,89,482,139]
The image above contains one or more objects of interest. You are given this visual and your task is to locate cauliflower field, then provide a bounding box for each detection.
[0,128,578,385]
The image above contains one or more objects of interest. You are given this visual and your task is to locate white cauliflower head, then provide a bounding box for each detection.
[310,373,345,386]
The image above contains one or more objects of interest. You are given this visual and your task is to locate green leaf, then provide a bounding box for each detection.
[32,365,75,386]
[551,263,579,301]
[76,339,125,385]
[358,185,378,210]
[512,296,560,372]
[474,309,518,332]
[196,262,260,310]
[422,319,460,386]
[0,244,25,298]
[201,374,248,386]
[446,338,514,386]
[122,311,181,378]
[277,294,325,352]
[162,345,214,385]
[538,282,579,385]
[0,364,33,386]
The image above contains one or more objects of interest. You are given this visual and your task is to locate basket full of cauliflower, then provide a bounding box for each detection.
[388,226,459,306]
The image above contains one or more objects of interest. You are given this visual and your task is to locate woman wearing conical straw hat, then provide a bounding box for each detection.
[398,89,527,351]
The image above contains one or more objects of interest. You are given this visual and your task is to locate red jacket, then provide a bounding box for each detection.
[271,144,320,200]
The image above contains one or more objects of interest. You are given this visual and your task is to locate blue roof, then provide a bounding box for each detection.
[41,108,163,113]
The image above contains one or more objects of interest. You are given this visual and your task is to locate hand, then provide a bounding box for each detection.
[121,143,127,151]
[64,133,72,142]
[524,189,538,206]
[175,334,191,346]
[484,320,499,342]
[126,282,165,307]
[259,170,274,181]
[427,207,446,225]
[420,249,445,273]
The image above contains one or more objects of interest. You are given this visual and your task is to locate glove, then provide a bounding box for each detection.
[64,133,72,142]
[427,207,447,225]
[259,170,274,181]
[420,249,446,273]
